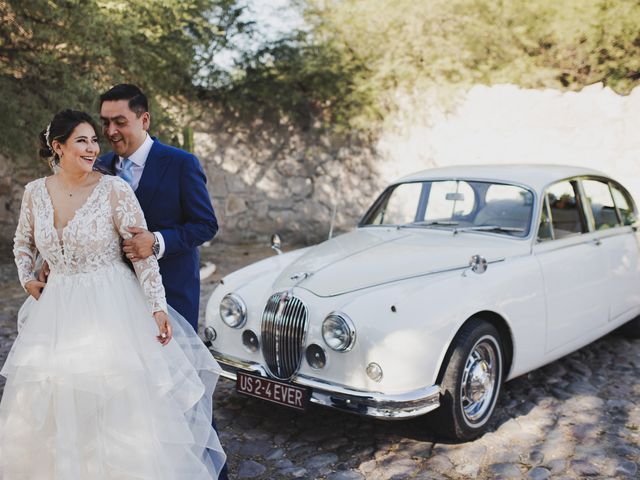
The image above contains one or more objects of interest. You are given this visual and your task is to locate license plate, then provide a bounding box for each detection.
[236,371,310,411]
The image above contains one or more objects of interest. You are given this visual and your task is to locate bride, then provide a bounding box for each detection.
[0,110,226,479]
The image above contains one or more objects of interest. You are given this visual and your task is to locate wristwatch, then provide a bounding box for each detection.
[152,234,160,257]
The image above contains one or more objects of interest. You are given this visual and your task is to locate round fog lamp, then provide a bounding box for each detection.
[322,312,356,352]
[219,293,247,328]
[242,330,260,353]
[305,344,327,369]
[204,326,217,342]
[366,362,383,382]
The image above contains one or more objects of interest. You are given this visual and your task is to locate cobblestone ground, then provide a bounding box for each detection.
[1,243,639,480]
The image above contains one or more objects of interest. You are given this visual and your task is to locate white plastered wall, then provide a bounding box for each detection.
[377,83,640,203]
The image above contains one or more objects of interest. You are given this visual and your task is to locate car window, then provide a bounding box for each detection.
[362,180,533,236]
[542,180,585,240]
[537,196,553,241]
[582,179,620,230]
[610,183,637,226]
[485,184,532,204]
[424,181,474,220]
[475,184,533,231]
[370,182,424,225]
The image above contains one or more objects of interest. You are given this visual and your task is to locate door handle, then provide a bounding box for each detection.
[591,238,602,246]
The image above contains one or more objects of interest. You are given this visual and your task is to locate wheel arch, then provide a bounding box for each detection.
[435,310,514,386]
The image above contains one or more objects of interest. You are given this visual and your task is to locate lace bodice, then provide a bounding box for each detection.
[13,175,167,313]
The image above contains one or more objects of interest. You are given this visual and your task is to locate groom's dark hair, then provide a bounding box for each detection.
[99,84,148,117]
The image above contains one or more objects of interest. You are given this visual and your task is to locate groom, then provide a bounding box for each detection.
[97,84,229,479]
[97,84,216,333]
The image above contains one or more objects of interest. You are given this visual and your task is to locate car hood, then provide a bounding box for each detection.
[272,228,531,297]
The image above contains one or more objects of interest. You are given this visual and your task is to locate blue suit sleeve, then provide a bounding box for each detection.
[158,154,218,257]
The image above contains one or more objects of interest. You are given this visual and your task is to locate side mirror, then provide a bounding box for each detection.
[271,233,283,255]
[469,254,487,274]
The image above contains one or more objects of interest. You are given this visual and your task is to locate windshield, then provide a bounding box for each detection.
[360,180,534,237]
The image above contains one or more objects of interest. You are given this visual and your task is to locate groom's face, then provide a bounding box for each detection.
[100,100,150,158]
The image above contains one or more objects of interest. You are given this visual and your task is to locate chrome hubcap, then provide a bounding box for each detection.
[468,359,490,402]
[460,336,500,424]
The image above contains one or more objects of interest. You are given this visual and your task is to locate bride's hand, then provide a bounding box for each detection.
[25,280,46,300]
[154,311,173,346]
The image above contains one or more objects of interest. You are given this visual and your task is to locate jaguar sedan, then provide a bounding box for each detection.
[204,165,640,440]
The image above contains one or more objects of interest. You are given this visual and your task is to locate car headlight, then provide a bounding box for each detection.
[322,312,356,351]
[219,293,247,328]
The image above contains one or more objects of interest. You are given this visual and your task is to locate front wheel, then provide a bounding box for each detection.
[432,319,504,441]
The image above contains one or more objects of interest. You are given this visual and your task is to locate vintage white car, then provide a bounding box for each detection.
[204,165,640,440]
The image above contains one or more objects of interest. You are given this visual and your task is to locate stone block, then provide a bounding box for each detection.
[288,177,313,197]
[226,173,248,193]
[226,194,248,216]
[256,168,288,198]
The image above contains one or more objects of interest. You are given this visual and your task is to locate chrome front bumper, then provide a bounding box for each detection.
[211,351,441,419]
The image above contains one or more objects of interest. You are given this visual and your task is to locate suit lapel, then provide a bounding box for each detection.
[135,139,171,213]
[95,153,117,175]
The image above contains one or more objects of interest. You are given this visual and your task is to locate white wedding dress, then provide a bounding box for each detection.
[0,174,226,479]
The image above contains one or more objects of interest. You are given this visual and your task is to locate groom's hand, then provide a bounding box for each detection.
[37,260,50,283]
[123,227,154,261]
[25,280,46,300]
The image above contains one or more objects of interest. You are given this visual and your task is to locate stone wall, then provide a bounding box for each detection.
[0,126,384,255]
[194,122,383,245]
[0,156,42,260]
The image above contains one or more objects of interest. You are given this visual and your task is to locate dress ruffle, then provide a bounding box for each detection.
[0,263,225,479]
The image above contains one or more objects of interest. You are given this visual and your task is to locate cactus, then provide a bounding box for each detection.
[182,126,194,153]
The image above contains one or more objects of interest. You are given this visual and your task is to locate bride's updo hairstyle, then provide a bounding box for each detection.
[39,110,98,166]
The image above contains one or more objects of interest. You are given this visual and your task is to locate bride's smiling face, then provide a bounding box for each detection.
[53,123,100,174]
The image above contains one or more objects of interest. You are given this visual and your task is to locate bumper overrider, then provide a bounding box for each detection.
[211,351,441,419]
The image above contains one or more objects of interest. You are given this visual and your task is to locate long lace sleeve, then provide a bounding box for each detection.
[13,183,38,290]
[110,177,167,314]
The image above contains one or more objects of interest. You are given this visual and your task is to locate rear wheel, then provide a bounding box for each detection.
[433,318,504,441]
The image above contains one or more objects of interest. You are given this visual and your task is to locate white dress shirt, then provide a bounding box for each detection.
[115,134,166,258]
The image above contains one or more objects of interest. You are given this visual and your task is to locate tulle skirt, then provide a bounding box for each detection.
[0,263,226,479]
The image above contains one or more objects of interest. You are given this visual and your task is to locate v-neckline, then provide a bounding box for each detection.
[42,174,105,244]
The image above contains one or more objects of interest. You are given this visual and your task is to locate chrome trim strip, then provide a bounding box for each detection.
[299,259,506,298]
[211,352,441,419]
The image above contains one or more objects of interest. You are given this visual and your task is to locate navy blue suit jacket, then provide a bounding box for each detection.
[97,139,218,331]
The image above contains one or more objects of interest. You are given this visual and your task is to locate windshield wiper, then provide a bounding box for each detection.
[398,220,459,229]
[454,225,525,235]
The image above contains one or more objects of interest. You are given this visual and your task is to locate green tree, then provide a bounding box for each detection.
[6,0,638,157]
[299,0,640,126]
[202,33,373,131]
[0,0,248,161]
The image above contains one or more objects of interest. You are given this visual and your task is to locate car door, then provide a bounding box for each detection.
[533,179,609,353]
[581,178,640,322]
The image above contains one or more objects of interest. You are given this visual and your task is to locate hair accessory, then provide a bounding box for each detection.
[44,123,52,149]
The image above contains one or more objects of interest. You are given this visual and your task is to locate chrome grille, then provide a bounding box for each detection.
[261,292,308,380]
